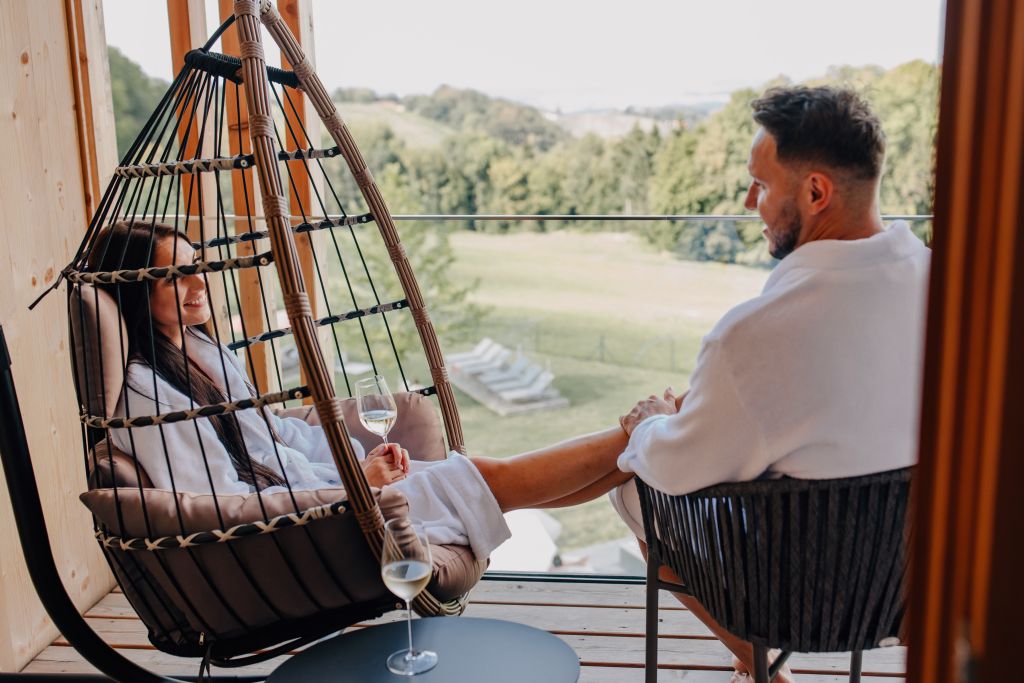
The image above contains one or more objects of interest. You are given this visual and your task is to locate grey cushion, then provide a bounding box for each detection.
[69,284,127,418]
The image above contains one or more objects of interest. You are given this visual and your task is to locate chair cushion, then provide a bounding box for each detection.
[276,390,448,461]
[69,284,127,419]
[81,484,485,645]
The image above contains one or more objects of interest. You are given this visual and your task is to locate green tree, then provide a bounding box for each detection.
[107,46,169,159]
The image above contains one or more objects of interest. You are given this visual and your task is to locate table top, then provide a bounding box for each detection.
[267,616,580,682]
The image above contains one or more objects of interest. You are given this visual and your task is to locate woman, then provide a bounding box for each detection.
[89,220,633,561]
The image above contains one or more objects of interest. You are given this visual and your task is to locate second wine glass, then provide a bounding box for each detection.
[382,517,437,675]
[355,375,398,445]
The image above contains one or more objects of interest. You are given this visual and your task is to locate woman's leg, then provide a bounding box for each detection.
[470,427,628,511]
[536,468,634,508]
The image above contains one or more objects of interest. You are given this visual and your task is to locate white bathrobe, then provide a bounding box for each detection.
[611,222,931,538]
[109,330,510,560]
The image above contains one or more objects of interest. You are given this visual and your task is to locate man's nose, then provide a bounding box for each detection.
[743,185,757,211]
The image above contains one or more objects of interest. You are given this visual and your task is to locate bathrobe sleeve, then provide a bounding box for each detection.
[617,337,771,495]
[109,362,251,495]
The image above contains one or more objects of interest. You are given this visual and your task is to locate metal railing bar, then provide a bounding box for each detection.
[128,213,935,223]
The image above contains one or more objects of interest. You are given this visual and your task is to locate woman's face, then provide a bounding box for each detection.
[149,236,210,342]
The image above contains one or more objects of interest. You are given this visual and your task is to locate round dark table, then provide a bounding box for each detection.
[267,616,580,682]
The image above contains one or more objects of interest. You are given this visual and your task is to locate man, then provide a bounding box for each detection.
[610,86,931,680]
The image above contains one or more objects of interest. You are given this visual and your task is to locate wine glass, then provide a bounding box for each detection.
[381,517,437,676]
[355,375,398,446]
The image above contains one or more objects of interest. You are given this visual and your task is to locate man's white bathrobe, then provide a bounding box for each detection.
[611,222,932,537]
[109,331,510,560]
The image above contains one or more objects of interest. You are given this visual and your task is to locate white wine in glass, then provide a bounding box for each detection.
[355,375,398,445]
[382,517,437,676]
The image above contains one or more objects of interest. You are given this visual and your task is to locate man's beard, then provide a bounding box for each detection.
[767,200,802,260]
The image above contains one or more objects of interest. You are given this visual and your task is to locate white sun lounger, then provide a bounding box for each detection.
[486,362,544,392]
[452,343,507,372]
[446,338,495,365]
[499,371,555,402]
[478,355,531,384]
[459,348,513,375]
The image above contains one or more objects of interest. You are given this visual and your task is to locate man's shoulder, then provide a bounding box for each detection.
[706,285,790,346]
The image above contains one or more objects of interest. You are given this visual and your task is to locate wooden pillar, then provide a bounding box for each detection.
[0,0,117,671]
[907,1,1024,681]
[166,0,210,230]
[166,1,234,343]
[277,0,331,393]
[217,0,274,391]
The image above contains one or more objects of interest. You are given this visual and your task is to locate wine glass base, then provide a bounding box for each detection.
[386,648,438,676]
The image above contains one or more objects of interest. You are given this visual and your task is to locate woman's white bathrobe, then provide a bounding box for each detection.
[109,329,510,560]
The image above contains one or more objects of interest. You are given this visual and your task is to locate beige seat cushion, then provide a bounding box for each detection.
[276,390,448,461]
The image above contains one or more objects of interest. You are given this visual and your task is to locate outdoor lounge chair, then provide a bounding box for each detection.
[446,337,495,365]
[636,468,911,683]
[478,354,531,385]
[498,371,555,403]
[456,346,512,375]
[450,342,508,373]
[486,362,545,393]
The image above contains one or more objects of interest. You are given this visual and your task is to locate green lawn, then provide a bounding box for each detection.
[439,230,768,552]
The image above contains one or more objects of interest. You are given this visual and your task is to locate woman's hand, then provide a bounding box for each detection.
[361,443,410,487]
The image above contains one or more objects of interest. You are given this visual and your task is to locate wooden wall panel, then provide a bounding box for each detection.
[908,0,1024,680]
[0,0,117,672]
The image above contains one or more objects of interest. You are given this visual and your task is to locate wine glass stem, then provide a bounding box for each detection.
[383,434,389,447]
[405,599,414,657]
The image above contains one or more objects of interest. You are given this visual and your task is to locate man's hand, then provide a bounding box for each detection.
[620,387,685,436]
[361,443,410,487]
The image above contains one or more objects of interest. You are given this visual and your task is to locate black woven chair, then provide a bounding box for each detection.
[636,468,911,683]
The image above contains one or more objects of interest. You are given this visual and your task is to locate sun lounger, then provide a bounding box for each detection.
[451,343,507,372]
[460,349,513,375]
[478,356,531,384]
[446,338,495,365]
[499,371,555,402]
[486,362,544,392]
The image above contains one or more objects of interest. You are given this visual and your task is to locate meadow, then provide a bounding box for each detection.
[441,230,768,551]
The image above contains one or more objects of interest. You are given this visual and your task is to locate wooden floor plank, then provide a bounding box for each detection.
[471,579,687,609]
[43,581,906,680]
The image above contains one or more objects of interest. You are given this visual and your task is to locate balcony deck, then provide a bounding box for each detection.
[24,579,906,681]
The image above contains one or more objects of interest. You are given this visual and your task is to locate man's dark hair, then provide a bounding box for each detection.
[751,86,886,181]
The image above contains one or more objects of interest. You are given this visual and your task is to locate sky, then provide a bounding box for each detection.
[103,0,945,112]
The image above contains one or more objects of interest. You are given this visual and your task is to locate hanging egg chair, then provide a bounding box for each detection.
[61,0,478,666]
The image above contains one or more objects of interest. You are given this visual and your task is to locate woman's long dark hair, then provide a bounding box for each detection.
[88,220,285,490]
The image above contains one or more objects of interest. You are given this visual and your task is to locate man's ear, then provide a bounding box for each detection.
[804,172,834,215]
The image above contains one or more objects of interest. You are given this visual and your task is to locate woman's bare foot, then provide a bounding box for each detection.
[731,651,795,683]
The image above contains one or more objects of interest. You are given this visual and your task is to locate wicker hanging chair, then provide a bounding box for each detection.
[54,0,479,666]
